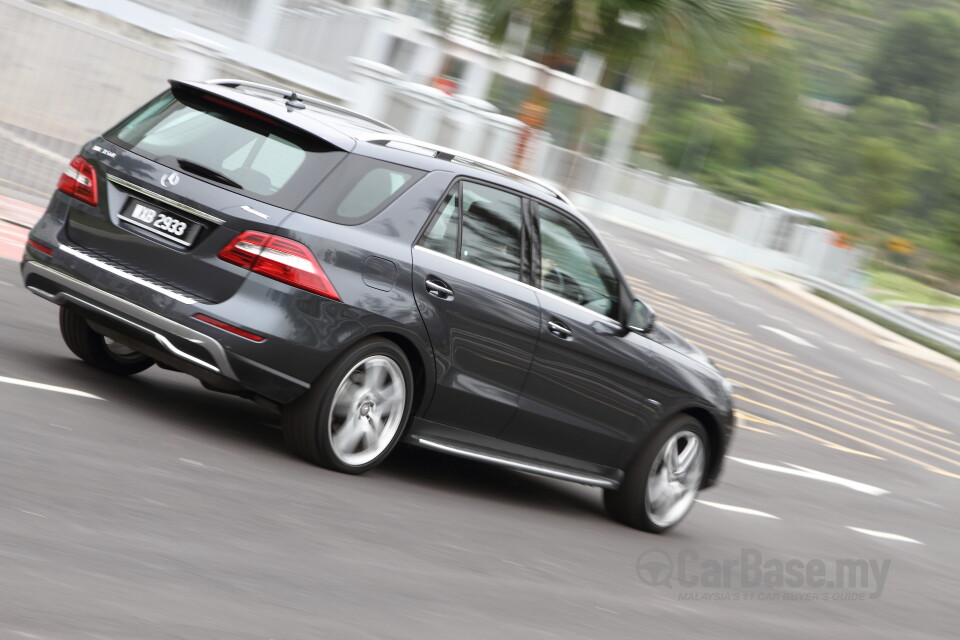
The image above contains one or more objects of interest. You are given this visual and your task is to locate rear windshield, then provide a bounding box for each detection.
[105,89,346,209]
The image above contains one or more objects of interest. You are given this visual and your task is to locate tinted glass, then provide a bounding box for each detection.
[299,154,425,225]
[420,188,459,257]
[460,182,523,280]
[537,204,620,318]
[106,90,345,208]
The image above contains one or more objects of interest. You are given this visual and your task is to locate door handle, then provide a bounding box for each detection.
[547,319,573,340]
[425,278,454,300]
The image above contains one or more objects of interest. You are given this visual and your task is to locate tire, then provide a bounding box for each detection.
[604,415,708,533]
[59,306,154,375]
[283,338,414,474]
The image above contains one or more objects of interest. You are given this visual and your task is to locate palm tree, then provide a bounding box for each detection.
[475,0,774,167]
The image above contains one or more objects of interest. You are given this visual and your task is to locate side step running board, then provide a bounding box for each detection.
[412,436,620,489]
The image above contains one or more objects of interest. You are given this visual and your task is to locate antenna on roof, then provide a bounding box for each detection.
[284,91,306,111]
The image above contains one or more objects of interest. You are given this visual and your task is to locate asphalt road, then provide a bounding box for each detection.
[0,214,957,639]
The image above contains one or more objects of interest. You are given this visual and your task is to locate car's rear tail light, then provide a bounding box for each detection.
[26,239,54,256]
[57,155,98,206]
[193,314,265,342]
[218,231,340,301]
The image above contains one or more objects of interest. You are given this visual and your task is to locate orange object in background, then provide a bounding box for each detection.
[511,100,549,171]
[432,76,457,95]
[831,231,852,249]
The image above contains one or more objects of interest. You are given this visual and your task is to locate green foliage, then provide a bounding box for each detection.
[649,99,754,175]
[845,96,930,145]
[722,43,803,166]
[477,0,771,76]
[843,137,925,222]
[868,269,960,307]
[867,9,960,123]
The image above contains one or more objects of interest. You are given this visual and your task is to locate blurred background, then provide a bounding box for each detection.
[1,3,958,637]
[3,0,960,329]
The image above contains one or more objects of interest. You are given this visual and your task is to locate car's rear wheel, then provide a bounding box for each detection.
[605,415,707,533]
[59,306,154,375]
[283,338,413,474]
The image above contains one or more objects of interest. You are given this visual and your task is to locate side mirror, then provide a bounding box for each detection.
[628,298,656,333]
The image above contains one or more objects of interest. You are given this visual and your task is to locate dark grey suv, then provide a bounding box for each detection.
[21,79,734,532]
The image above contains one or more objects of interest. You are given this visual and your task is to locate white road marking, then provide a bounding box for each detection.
[50,423,73,431]
[943,394,960,403]
[179,457,222,471]
[798,328,820,337]
[759,325,818,348]
[595,607,619,615]
[0,281,12,287]
[712,291,735,299]
[829,342,855,352]
[865,359,892,369]
[729,457,889,496]
[656,249,688,262]
[737,301,762,311]
[20,510,47,518]
[846,527,923,545]
[903,376,930,387]
[695,500,780,519]
[0,376,103,400]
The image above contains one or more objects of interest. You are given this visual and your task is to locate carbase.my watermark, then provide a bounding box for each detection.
[636,548,891,600]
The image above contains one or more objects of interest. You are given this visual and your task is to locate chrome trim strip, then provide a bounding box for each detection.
[241,205,269,220]
[24,260,233,377]
[60,245,197,305]
[154,335,219,372]
[414,437,619,488]
[106,174,225,225]
[413,245,621,328]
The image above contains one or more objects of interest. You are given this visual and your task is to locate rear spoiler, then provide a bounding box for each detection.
[168,79,359,153]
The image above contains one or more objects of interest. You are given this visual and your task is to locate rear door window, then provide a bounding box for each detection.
[418,181,524,280]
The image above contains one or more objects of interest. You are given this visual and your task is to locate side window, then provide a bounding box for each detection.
[460,182,523,280]
[334,163,419,221]
[298,154,424,225]
[537,204,620,319]
[420,188,459,257]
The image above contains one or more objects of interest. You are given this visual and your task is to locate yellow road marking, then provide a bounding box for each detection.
[735,395,960,477]
[722,361,959,449]
[738,410,886,460]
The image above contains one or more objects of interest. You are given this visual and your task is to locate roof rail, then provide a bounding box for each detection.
[206,78,398,132]
[367,137,571,205]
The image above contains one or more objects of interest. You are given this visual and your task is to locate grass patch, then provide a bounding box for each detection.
[814,290,960,363]
[865,269,960,309]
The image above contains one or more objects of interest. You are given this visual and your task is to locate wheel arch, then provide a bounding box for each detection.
[365,330,435,417]
[678,406,724,489]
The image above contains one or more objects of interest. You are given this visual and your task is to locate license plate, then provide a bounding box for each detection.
[119,200,203,247]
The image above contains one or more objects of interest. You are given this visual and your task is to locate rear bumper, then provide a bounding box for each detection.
[22,257,310,404]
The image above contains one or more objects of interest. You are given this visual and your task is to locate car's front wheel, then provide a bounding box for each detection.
[283,338,413,474]
[59,306,154,375]
[605,415,708,533]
